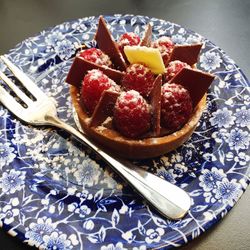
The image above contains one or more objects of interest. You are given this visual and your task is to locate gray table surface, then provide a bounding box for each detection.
[0,0,249,249]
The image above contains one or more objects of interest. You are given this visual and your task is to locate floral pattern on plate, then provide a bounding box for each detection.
[0,14,249,250]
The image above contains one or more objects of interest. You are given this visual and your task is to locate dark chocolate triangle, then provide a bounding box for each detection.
[90,90,120,127]
[66,56,125,87]
[169,67,215,107]
[149,75,162,136]
[95,16,127,71]
[168,43,203,66]
[140,23,152,47]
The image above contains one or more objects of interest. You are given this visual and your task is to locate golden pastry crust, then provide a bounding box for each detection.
[70,85,206,159]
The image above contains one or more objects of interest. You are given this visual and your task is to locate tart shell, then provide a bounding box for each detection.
[70,85,207,159]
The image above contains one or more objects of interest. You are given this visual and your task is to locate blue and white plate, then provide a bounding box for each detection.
[0,15,249,250]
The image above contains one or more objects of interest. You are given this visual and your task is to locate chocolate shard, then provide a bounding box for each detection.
[168,43,203,66]
[169,67,215,107]
[95,16,127,71]
[140,23,152,47]
[65,56,125,87]
[90,90,120,127]
[149,75,162,136]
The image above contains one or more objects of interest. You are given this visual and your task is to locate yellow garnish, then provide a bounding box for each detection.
[124,46,165,74]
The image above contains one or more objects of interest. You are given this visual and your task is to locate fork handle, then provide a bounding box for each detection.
[46,115,191,219]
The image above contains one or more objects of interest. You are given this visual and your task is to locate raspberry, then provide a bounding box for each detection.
[121,64,155,98]
[113,90,151,138]
[81,69,120,114]
[161,83,193,130]
[165,60,191,81]
[117,32,140,54]
[79,48,112,67]
[152,36,174,66]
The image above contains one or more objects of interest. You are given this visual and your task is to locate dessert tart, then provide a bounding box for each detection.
[66,16,215,159]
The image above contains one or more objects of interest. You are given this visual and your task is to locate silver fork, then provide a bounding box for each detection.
[0,55,191,220]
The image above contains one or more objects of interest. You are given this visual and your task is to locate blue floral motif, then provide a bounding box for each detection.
[235,107,250,127]
[0,169,25,194]
[155,154,189,182]
[0,14,249,250]
[226,151,250,166]
[25,217,55,247]
[0,107,10,119]
[0,198,20,225]
[210,108,235,128]
[199,168,243,206]
[211,128,229,143]
[169,163,188,178]
[214,178,243,206]
[228,128,249,151]
[0,142,16,168]
[67,202,91,218]
[145,228,165,244]
[199,167,226,192]
[234,152,250,165]
[186,34,201,44]
[45,30,64,47]
[242,93,250,105]
[71,21,88,33]
[54,39,76,60]
[171,34,186,44]
[73,158,101,186]
[42,232,75,250]
[83,219,95,231]
[100,242,128,250]
[200,51,222,71]
[156,168,176,184]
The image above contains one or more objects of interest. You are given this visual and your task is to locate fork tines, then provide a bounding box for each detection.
[0,55,47,102]
[0,55,48,117]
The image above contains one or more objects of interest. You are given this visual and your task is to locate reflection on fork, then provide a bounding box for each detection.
[0,55,191,220]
